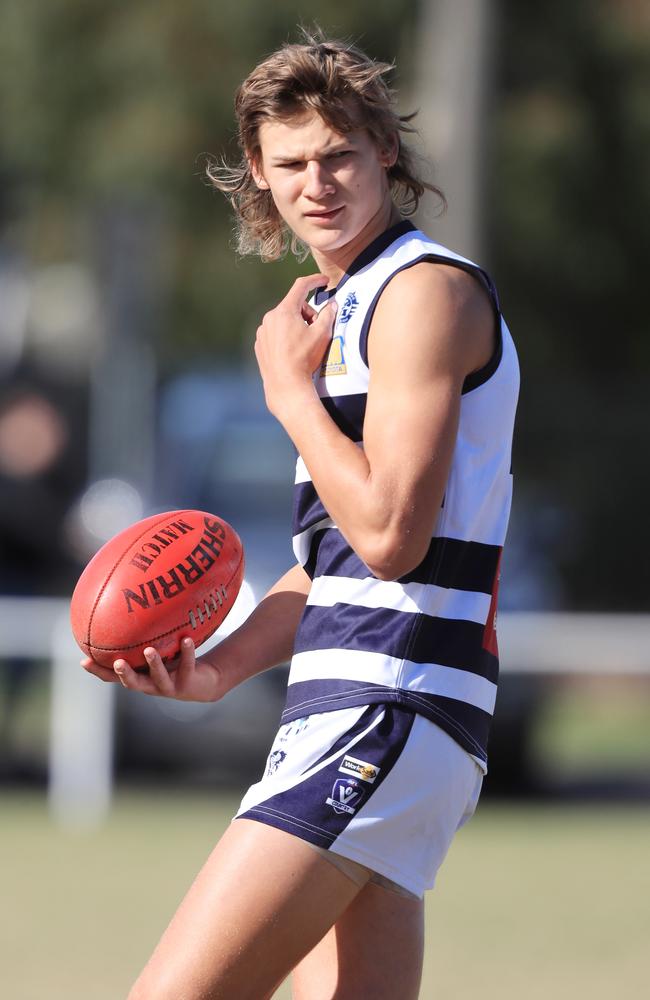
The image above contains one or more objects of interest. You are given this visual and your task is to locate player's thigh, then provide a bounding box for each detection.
[128,818,367,1000]
[291,880,425,1000]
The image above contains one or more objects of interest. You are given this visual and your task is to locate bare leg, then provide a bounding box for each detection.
[291,881,425,1000]
[128,819,369,1000]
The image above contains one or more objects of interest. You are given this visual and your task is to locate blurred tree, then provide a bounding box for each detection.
[0,0,417,366]
[488,0,650,608]
[0,0,648,608]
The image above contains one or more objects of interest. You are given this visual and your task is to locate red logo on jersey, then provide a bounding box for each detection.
[482,550,502,657]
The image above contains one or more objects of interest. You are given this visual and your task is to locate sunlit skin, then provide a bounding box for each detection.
[251,112,400,287]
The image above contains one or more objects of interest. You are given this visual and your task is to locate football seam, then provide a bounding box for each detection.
[86,509,193,648]
[87,546,245,653]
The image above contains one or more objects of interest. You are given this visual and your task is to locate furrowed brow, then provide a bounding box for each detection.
[270,142,352,166]
[271,154,305,164]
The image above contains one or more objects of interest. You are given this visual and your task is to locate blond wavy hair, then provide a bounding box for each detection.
[207,31,445,261]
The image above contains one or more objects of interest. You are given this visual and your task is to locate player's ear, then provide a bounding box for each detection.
[379,132,399,170]
[249,155,270,190]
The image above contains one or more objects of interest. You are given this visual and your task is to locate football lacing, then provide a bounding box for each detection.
[188,584,228,629]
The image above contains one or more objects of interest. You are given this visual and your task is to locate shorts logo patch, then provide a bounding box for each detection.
[265,749,286,776]
[338,755,380,784]
[279,717,310,742]
[326,777,366,816]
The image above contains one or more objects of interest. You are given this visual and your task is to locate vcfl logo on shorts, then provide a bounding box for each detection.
[326,778,366,816]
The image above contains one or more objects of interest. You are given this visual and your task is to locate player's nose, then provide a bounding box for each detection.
[303,160,335,199]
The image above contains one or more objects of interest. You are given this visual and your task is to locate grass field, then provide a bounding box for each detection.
[1,791,648,999]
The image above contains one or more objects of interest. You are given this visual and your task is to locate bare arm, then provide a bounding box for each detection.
[82,562,311,701]
[208,562,310,683]
[255,265,494,579]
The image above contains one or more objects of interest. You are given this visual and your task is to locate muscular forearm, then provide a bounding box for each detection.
[199,563,310,691]
[277,377,460,580]
[280,384,379,544]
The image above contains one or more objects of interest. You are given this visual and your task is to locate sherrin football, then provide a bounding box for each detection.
[70,510,244,669]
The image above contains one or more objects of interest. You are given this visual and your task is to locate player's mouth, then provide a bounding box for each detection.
[304,207,343,223]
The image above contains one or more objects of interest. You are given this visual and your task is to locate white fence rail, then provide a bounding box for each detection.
[1,597,114,828]
[2,598,650,826]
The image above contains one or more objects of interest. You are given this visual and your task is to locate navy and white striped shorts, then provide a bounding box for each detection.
[235,703,483,898]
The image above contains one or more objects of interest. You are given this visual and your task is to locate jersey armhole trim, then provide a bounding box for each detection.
[359,254,503,394]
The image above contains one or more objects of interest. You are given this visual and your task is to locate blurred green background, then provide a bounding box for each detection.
[0,1,649,997]
[2,792,649,999]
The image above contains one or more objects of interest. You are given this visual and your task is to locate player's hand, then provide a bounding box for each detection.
[255,274,337,418]
[81,638,226,702]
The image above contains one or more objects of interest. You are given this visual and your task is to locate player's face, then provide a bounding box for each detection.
[252,112,397,263]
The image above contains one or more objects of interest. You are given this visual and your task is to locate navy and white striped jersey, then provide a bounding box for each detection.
[283,220,519,770]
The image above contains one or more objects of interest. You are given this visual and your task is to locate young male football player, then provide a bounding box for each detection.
[84,32,519,1000]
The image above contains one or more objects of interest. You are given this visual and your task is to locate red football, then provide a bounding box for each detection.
[70,510,244,669]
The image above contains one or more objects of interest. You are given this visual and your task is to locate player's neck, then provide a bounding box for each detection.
[311,200,402,290]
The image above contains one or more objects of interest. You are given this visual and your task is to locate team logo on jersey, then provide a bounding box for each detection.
[338,755,380,784]
[320,334,347,377]
[482,550,502,657]
[326,777,366,816]
[265,750,286,776]
[319,291,357,376]
[338,291,358,324]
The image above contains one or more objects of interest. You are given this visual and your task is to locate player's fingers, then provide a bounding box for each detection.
[113,657,159,695]
[81,658,120,683]
[310,300,338,371]
[142,647,176,696]
[283,274,329,308]
[301,301,318,324]
[175,637,196,687]
[313,297,338,332]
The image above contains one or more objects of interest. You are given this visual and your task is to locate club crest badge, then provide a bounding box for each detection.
[326,777,366,816]
[338,291,358,324]
[319,291,357,377]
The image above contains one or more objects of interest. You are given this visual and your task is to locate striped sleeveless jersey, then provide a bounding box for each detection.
[283,220,519,770]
